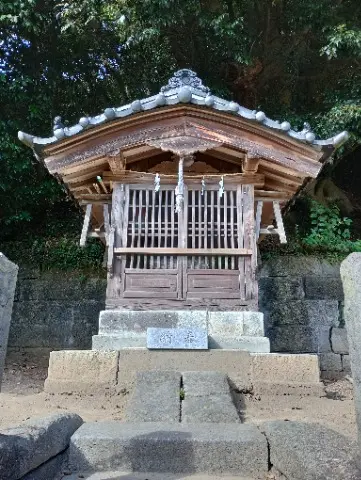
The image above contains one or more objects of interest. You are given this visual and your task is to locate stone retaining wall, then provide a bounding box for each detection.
[8,258,349,378]
[9,267,106,350]
[259,256,349,378]
[0,253,18,388]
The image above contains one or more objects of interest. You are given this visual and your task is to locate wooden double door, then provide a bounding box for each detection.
[108,183,256,310]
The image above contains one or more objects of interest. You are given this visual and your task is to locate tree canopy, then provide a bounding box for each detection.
[0,0,360,241]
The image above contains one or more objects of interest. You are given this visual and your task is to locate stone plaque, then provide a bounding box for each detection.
[147,327,208,350]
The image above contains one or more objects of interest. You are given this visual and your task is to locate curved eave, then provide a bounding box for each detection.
[28,106,328,181]
[18,86,349,154]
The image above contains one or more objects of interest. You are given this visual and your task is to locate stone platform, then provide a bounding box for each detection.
[44,349,322,396]
[92,310,270,353]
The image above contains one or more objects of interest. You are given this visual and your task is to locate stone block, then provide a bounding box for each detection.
[268,325,318,353]
[182,395,240,423]
[93,334,146,350]
[341,253,361,442]
[304,276,344,300]
[262,420,360,480]
[182,371,230,397]
[44,350,119,394]
[20,450,66,480]
[147,327,208,350]
[10,300,103,350]
[266,300,340,330]
[98,310,207,335]
[319,353,342,372]
[259,277,305,307]
[260,256,323,277]
[331,327,349,354]
[208,335,270,352]
[342,354,352,375]
[125,371,181,423]
[207,311,244,336]
[253,381,324,397]
[305,300,340,327]
[317,326,332,353]
[17,276,106,302]
[0,413,82,480]
[68,421,268,477]
[243,312,264,336]
[266,301,307,327]
[251,353,320,384]
[117,350,253,393]
[0,253,18,389]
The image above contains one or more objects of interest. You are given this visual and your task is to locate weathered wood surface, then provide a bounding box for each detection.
[114,247,252,256]
[80,203,92,247]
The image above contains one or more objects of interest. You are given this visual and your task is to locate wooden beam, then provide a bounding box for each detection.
[206,148,245,167]
[102,171,265,187]
[258,167,303,187]
[62,163,108,183]
[114,247,252,256]
[254,190,291,201]
[273,201,287,243]
[80,203,92,247]
[79,194,111,204]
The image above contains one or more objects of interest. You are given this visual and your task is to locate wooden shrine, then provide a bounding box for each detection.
[19,69,348,312]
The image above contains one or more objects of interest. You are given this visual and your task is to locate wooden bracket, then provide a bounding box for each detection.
[107,151,126,174]
[243,154,260,174]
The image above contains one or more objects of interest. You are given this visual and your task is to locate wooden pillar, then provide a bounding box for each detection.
[237,184,257,307]
[106,182,125,308]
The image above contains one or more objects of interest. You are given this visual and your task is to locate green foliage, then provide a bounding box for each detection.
[0,0,360,258]
[302,200,361,253]
[0,236,105,272]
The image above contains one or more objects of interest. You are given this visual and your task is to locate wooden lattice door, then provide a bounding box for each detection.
[184,185,255,302]
[122,185,182,299]
[113,183,256,308]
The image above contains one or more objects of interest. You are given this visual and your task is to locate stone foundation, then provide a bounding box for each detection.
[44,349,321,396]
[92,309,270,353]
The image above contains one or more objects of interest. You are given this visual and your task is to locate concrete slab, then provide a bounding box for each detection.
[125,371,181,423]
[68,422,268,478]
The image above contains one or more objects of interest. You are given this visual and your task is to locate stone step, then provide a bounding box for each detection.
[64,472,257,480]
[125,371,181,423]
[45,350,322,396]
[181,371,240,423]
[68,422,268,479]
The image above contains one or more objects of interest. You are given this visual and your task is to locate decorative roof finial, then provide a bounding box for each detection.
[161,69,210,94]
[53,116,65,132]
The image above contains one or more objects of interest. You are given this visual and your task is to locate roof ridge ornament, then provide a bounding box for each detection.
[17,69,349,151]
[161,69,210,94]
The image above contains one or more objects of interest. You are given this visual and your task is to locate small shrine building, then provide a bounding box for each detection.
[19,69,347,352]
